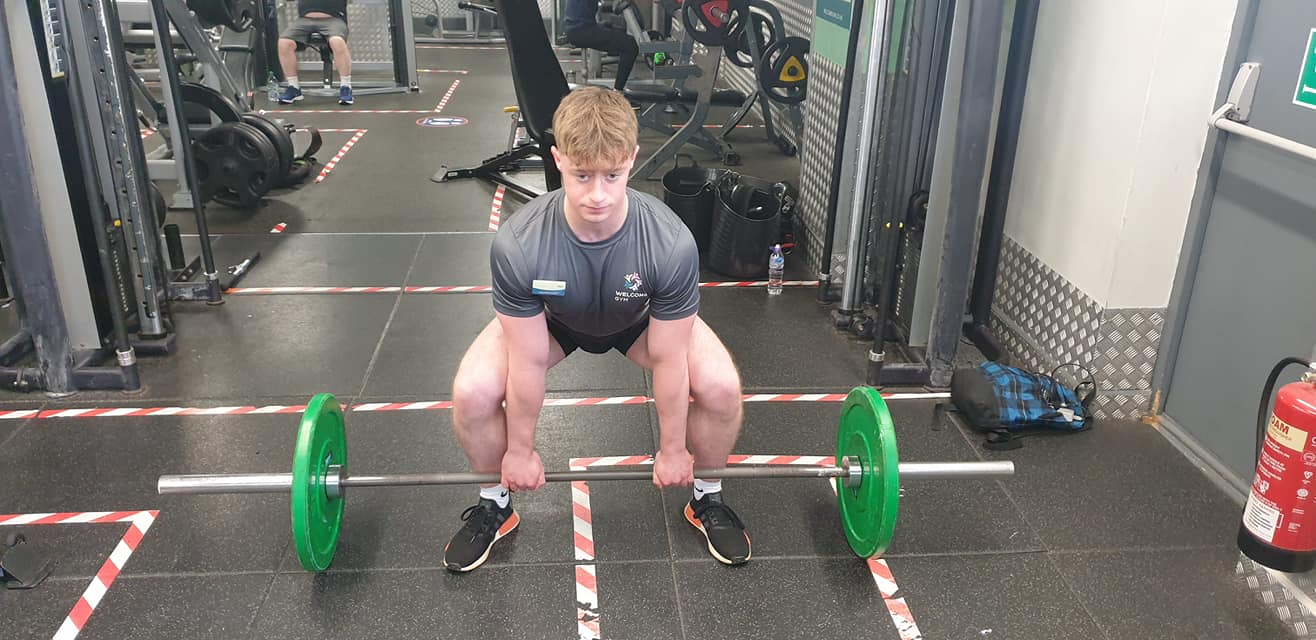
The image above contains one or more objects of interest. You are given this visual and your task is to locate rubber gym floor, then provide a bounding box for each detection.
[0,45,1292,640]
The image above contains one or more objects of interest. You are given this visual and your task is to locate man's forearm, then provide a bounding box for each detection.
[504,368,546,454]
[652,360,690,452]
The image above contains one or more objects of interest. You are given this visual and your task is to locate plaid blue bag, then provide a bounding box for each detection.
[950,361,1096,449]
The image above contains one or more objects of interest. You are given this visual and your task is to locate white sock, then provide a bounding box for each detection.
[287,76,300,89]
[340,75,351,88]
[480,484,510,509]
[693,478,722,500]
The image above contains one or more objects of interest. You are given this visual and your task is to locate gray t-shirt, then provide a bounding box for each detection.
[491,189,700,336]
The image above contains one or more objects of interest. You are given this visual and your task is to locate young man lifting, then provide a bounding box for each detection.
[444,86,750,572]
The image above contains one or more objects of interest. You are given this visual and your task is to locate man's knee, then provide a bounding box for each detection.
[694,372,743,421]
[328,36,349,53]
[278,37,298,52]
[452,370,504,426]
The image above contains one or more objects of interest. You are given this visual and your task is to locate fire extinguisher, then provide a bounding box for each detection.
[1238,356,1316,572]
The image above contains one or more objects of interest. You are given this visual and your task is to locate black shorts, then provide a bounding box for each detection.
[548,316,649,356]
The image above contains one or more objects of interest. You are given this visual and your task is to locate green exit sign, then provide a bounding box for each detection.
[1296,28,1316,110]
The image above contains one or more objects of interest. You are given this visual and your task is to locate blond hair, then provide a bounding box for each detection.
[552,86,638,169]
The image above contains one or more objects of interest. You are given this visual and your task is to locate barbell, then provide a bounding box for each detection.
[156,387,1014,572]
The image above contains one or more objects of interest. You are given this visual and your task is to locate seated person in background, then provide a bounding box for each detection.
[563,0,639,91]
[277,0,355,105]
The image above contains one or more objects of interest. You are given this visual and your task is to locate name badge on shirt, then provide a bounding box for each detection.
[532,279,567,297]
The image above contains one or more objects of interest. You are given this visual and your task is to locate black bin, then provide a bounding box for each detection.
[707,175,783,279]
[662,164,722,253]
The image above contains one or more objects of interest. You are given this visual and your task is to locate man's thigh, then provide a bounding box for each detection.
[626,316,739,390]
[456,318,570,387]
[566,24,631,56]
[280,17,349,42]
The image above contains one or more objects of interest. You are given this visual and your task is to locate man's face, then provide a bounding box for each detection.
[552,146,639,225]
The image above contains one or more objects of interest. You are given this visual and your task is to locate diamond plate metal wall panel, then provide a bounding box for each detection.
[1095,308,1164,392]
[1237,555,1316,638]
[990,237,1166,421]
[279,0,396,65]
[797,53,842,276]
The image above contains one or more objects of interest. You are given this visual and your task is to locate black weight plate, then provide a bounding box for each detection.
[681,0,749,47]
[242,113,293,181]
[726,9,774,69]
[758,36,809,105]
[193,121,280,209]
[180,82,244,125]
[148,180,168,227]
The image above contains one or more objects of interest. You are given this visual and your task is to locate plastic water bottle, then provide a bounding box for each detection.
[767,244,784,295]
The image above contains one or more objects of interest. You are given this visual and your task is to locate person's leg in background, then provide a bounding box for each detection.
[326,18,353,104]
[565,24,639,91]
[277,20,310,103]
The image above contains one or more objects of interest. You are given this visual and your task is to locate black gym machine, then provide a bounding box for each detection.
[814,0,1037,388]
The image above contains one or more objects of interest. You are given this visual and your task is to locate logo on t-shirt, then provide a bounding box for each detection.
[615,272,648,303]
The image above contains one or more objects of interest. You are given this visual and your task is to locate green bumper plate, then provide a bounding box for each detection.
[292,393,347,572]
[836,386,900,557]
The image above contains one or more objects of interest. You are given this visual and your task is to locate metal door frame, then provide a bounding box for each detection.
[1151,0,1269,501]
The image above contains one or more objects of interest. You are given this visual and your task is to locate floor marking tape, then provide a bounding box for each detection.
[0,511,159,640]
[434,79,461,113]
[489,185,505,231]
[315,129,367,183]
[418,69,470,74]
[566,455,920,639]
[260,109,434,114]
[270,222,287,233]
[32,392,949,420]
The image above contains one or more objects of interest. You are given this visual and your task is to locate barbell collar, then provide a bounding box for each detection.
[157,460,1014,495]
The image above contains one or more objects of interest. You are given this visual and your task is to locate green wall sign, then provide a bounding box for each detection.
[1296,28,1316,110]
[814,0,855,67]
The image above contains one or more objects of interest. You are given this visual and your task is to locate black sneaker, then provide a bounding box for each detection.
[684,492,751,565]
[443,497,518,572]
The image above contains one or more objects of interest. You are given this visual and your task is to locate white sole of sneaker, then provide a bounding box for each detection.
[445,512,520,572]
[684,504,751,565]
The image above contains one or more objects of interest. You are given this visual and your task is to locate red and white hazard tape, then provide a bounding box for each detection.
[869,557,923,639]
[565,455,918,640]
[221,281,819,295]
[261,109,434,114]
[19,391,948,421]
[418,69,470,74]
[417,45,505,51]
[270,222,288,233]
[0,511,158,640]
[315,129,367,183]
[434,79,461,113]
[571,463,600,640]
[489,185,506,231]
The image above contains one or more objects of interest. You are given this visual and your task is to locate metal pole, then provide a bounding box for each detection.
[818,0,868,304]
[157,460,1016,495]
[927,0,1006,387]
[0,1,77,393]
[150,0,223,302]
[839,0,893,313]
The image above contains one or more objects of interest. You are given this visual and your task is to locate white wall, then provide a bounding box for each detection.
[1003,0,1238,309]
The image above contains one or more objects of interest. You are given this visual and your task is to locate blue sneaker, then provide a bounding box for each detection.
[278,85,303,104]
[338,85,354,105]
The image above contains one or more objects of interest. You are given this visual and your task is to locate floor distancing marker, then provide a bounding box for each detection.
[0,511,159,640]
[571,461,600,640]
[270,222,287,233]
[418,69,470,74]
[435,79,461,113]
[489,185,506,231]
[315,129,367,183]
[827,481,925,638]
[222,281,820,295]
[25,392,949,421]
